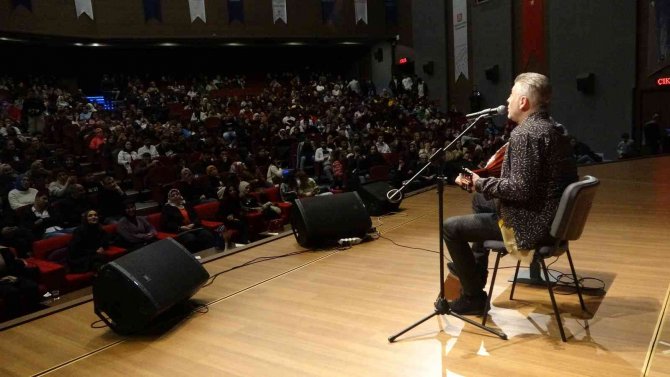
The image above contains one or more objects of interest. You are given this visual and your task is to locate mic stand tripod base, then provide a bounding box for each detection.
[388,296,507,342]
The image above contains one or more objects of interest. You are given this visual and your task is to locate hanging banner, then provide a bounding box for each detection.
[322,0,336,23]
[354,0,367,24]
[188,0,206,23]
[11,0,32,11]
[74,0,94,19]
[143,0,162,21]
[228,0,244,23]
[648,0,670,75]
[272,0,287,24]
[453,0,469,80]
[384,0,397,25]
[520,0,546,72]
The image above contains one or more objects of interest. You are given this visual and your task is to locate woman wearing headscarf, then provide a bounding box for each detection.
[238,181,281,220]
[295,170,319,198]
[68,209,109,273]
[160,188,215,253]
[116,201,158,251]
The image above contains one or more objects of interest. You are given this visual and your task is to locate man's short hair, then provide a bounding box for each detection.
[514,72,551,109]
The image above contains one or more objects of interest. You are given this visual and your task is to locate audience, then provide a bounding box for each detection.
[0,70,533,319]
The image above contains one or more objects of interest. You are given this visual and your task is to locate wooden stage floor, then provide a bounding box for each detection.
[1,156,670,377]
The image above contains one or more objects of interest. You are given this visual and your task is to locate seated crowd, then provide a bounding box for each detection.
[0,71,510,320]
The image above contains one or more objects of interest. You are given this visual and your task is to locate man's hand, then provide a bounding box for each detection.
[455,173,473,193]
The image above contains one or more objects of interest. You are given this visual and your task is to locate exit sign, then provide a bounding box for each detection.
[398,57,408,64]
[658,77,670,86]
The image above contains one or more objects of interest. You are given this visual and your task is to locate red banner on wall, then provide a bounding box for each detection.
[520,0,546,72]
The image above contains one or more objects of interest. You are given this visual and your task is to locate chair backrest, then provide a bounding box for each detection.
[550,175,600,241]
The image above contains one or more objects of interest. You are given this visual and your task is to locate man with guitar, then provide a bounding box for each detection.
[444,73,577,314]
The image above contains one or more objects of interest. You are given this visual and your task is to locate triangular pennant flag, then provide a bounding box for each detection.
[384,0,397,25]
[272,0,287,24]
[143,0,162,22]
[354,0,367,24]
[321,0,336,23]
[228,0,244,23]
[74,0,94,20]
[188,0,206,23]
[11,0,32,11]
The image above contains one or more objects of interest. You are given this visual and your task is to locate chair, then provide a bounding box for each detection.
[481,175,600,342]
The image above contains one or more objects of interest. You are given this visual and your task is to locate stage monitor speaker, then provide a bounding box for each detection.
[292,192,372,248]
[93,238,210,334]
[358,181,402,216]
[576,73,595,94]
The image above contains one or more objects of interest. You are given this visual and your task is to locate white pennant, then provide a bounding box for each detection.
[272,0,287,23]
[74,0,94,20]
[189,0,206,23]
[453,0,469,79]
[354,0,367,24]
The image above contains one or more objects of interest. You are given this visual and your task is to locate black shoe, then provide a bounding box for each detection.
[447,262,489,286]
[449,291,489,315]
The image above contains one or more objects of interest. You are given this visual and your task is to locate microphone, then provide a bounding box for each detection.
[465,105,506,119]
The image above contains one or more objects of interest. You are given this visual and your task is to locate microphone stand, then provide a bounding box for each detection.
[387,114,507,342]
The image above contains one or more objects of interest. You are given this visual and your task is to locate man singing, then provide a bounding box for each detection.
[444,72,577,314]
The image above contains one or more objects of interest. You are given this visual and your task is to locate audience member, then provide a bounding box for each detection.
[161,188,215,253]
[48,170,76,199]
[279,171,298,203]
[18,191,64,239]
[239,181,281,220]
[216,185,249,246]
[0,207,34,258]
[97,176,126,224]
[116,201,158,251]
[67,209,109,273]
[296,170,319,197]
[0,247,40,319]
[7,175,38,211]
[617,132,636,159]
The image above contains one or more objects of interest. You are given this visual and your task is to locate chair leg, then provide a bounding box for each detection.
[540,258,567,342]
[509,260,521,300]
[565,249,586,311]
[482,251,502,325]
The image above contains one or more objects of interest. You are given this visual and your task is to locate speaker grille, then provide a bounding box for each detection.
[93,239,209,334]
[292,192,371,248]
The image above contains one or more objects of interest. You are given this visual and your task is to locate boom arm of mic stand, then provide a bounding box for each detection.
[386,115,490,202]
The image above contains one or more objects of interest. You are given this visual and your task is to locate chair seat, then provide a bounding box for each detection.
[103,246,128,260]
[156,231,176,240]
[483,240,568,258]
[201,220,224,230]
[483,240,505,251]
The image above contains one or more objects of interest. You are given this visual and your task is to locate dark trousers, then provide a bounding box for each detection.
[175,228,215,253]
[442,211,502,296]
[0,278,40,318]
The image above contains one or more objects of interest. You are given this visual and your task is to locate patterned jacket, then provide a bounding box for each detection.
[476,111,577,249]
